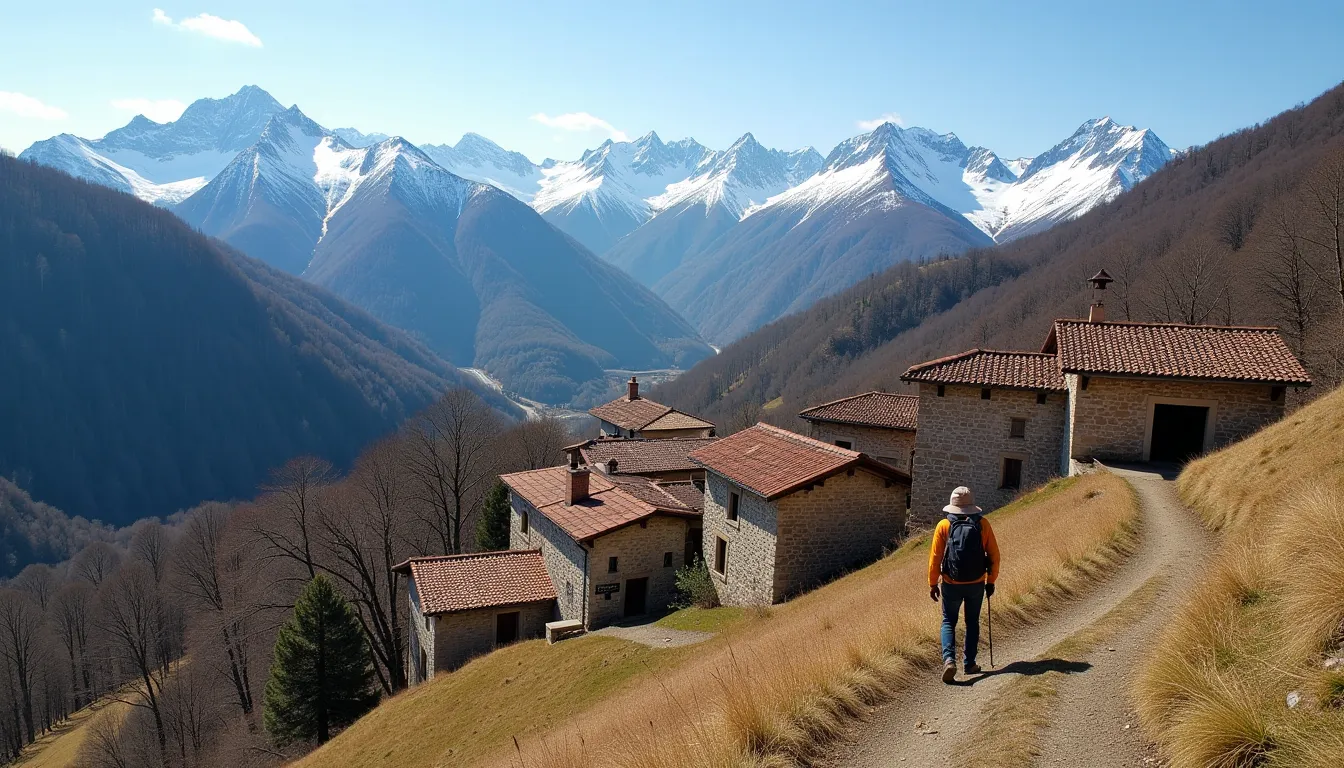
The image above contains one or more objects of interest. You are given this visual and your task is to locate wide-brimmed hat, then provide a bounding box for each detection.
[943,486,983,514]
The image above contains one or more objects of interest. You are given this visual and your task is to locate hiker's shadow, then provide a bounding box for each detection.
[950,658,1091,687]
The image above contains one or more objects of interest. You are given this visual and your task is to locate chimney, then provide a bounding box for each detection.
[566,455,590,505]
[628,376,639,400]
[1087,269,1114,324]
[606,458,619,474]
[1089,302,1106,323]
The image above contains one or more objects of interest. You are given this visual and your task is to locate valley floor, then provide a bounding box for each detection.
[826,464,1214,768]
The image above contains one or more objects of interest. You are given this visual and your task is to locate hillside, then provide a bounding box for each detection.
[1137,384,1344,767]
[654,80,1344,428]
[0,155,511,526]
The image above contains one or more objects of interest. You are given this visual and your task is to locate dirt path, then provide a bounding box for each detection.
[825,465,1213,768]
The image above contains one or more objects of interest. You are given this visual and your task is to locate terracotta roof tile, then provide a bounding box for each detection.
[643,410,715,431]
[579,437,720,475]
[500,467,699,542]
[902,349,1066,391]
[688,423,909,500]
[393,550,555,615]
[1045,320,1311,385]
[588,396,673,431]
[798,391,919,431]
[655,481,705,512]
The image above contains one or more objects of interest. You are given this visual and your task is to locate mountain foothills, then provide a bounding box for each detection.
[20,85,1174,357]
[0,155,517,527]
[655,81,1344,431]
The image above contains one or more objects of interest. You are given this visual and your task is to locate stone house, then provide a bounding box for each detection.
[502,462,702,629]
[590,377,715,439]
[904,305,1311,528]
[395,550,556,683]
[688,423,911,607]
[798,391,919,472]
[564,436,719,484]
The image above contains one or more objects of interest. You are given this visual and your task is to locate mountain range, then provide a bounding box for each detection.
[20,86,1174,373]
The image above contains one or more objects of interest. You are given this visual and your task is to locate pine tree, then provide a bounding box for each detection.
[475,479,512,551]
[263,574,377,745]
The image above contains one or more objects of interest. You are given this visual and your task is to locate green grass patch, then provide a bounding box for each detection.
[655,606,747,633]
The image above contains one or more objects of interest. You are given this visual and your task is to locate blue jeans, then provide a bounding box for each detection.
[940,582,985,666]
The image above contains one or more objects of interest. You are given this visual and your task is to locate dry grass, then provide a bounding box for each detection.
[11,698,130,768]
[295,473,1136,768]
[1136,384,1344,768]
[955,575,1164,768]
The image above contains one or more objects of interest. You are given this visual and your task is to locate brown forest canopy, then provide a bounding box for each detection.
[0,156,518,527]
[655,81,1344,431]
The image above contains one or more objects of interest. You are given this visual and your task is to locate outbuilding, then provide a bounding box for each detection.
[589,377,715,439]
[798,391,919,471]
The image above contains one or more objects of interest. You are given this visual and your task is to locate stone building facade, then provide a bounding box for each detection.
[690,423,910,606]
[502,464,701,629]
[799,391,920,471]
[589,377,715,439]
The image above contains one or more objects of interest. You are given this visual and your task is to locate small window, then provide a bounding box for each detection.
[663,551,674,568]
[936,385,945,397]
[727,491,740,522]
[520,510,529,535]
[1001,457,1023,490]
[834,440,852,450]
[1080,376,1090,391]
[608,556,618,573]
[1270,386,1285,402]
[713,537,728,574]
[424,615,431,631]
[981,388,992,400]
[565,581,574,607]
[1009,418,1026,439]
[1036,392,1048,405]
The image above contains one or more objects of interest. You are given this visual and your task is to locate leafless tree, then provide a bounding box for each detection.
[1299,147,1344,311]
[1216,192,1262,251]
[726,399,762,434]
[96,564,169,765]
[73,542,122,587]
[252,456,336,580]
[0,590,42,744]
[51,582,93,709]
[130,520,172,585]
[400,389,504,554]
[10,565,57,611]
[1260,202,1320,355]
[505,415,570,471]
[1145,236,1229,324]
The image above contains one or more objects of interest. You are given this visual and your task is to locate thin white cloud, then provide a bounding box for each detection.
[111,97,187,123]
[530,112,629,142]
[857,112,905,131]
[0,92,67,120]
[152,8,262,47]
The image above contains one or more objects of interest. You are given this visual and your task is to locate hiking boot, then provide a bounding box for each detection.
[965,662,983,675]
[941,661,956,683]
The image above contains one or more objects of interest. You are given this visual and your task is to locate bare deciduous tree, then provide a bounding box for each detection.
[51,582,93,709]
[505,415,571,471]
[1145,237,1230,324]
[1260,202,1320,355]
[253,456,336,580]
[0,590,42,743]
[10,565,57,612]
[73,542,122,587]
[1299,147,1344,311]
[97,564,169,765]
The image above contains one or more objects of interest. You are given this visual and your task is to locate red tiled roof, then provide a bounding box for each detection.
[688,423,909,501]
[589,395,715,432]
[902,349,1066,391]
[500,466,699,542]
[392,550,556,616]
[655,481,705,512]
[1044,320,1311,385]
[579,437,720,475]
[798,391,919,431]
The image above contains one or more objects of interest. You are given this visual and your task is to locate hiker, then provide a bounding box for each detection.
[928,486,1000,682]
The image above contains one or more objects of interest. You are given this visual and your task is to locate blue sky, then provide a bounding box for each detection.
[3,1,1342,162]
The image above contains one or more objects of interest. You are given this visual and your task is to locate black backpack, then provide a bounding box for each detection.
[941,514,989,582]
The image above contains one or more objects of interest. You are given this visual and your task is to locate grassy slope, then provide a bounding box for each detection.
[11,699,129,768]
[299,473,1136,768]
[1136,385,1344,767]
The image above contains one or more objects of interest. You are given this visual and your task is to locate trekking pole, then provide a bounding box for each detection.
[987,590,994,668]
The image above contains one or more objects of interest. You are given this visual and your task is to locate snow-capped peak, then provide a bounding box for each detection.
[648,132,822,218]
[331,127,391,147]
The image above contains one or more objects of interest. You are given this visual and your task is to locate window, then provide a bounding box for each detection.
[713,537,728,574]
[663,551,674,568]
[424,615,431,631]
[834,440,852,450]
[1080,376,1090,391]
[608,556,619,573]
[1270,386,1285,402]
[565,581,574,607]
[520,510,529,535]
[1009,418,1026,439]
[981,388,992,400]
[1036,392,1048,405]
[1001,457,1023,490]
[727,491,740,522]
[936,384,945,397]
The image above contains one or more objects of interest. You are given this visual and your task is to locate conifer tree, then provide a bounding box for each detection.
[263,574,377,745]
[475,479,512,552]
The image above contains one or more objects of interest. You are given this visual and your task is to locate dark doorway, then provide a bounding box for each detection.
[495,611,520,645]
[685,527,703,566]
[1150,404,1209,463]
[624,578,648,618]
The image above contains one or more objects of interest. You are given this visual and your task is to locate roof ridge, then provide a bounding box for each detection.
[904,347,1056,375]
[1054,318,1283,332]
[799,390,916,414]
[754,422,860,458]
[407,548,541,563]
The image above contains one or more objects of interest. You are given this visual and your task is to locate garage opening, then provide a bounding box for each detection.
[1150,404,1209,463]
[495,611,520,645]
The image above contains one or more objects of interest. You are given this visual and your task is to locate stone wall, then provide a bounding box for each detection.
[910,383,1067,529]
[509,492,587,623]
[586,516,692,627]
[407,578,433,684]
[1066,375,1287,463]
[702,474,779,607]
[806,422,916,471]
[640,427,714,439]
[431,601,553,673]
[773,468,908,598]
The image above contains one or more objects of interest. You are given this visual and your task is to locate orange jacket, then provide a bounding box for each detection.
[928,515,1000,586]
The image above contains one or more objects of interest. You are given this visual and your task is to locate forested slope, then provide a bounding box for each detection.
[655,81,1344,429]
[0,156,514,526]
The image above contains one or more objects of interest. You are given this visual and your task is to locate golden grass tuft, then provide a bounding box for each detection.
[1137,384,1344,768]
